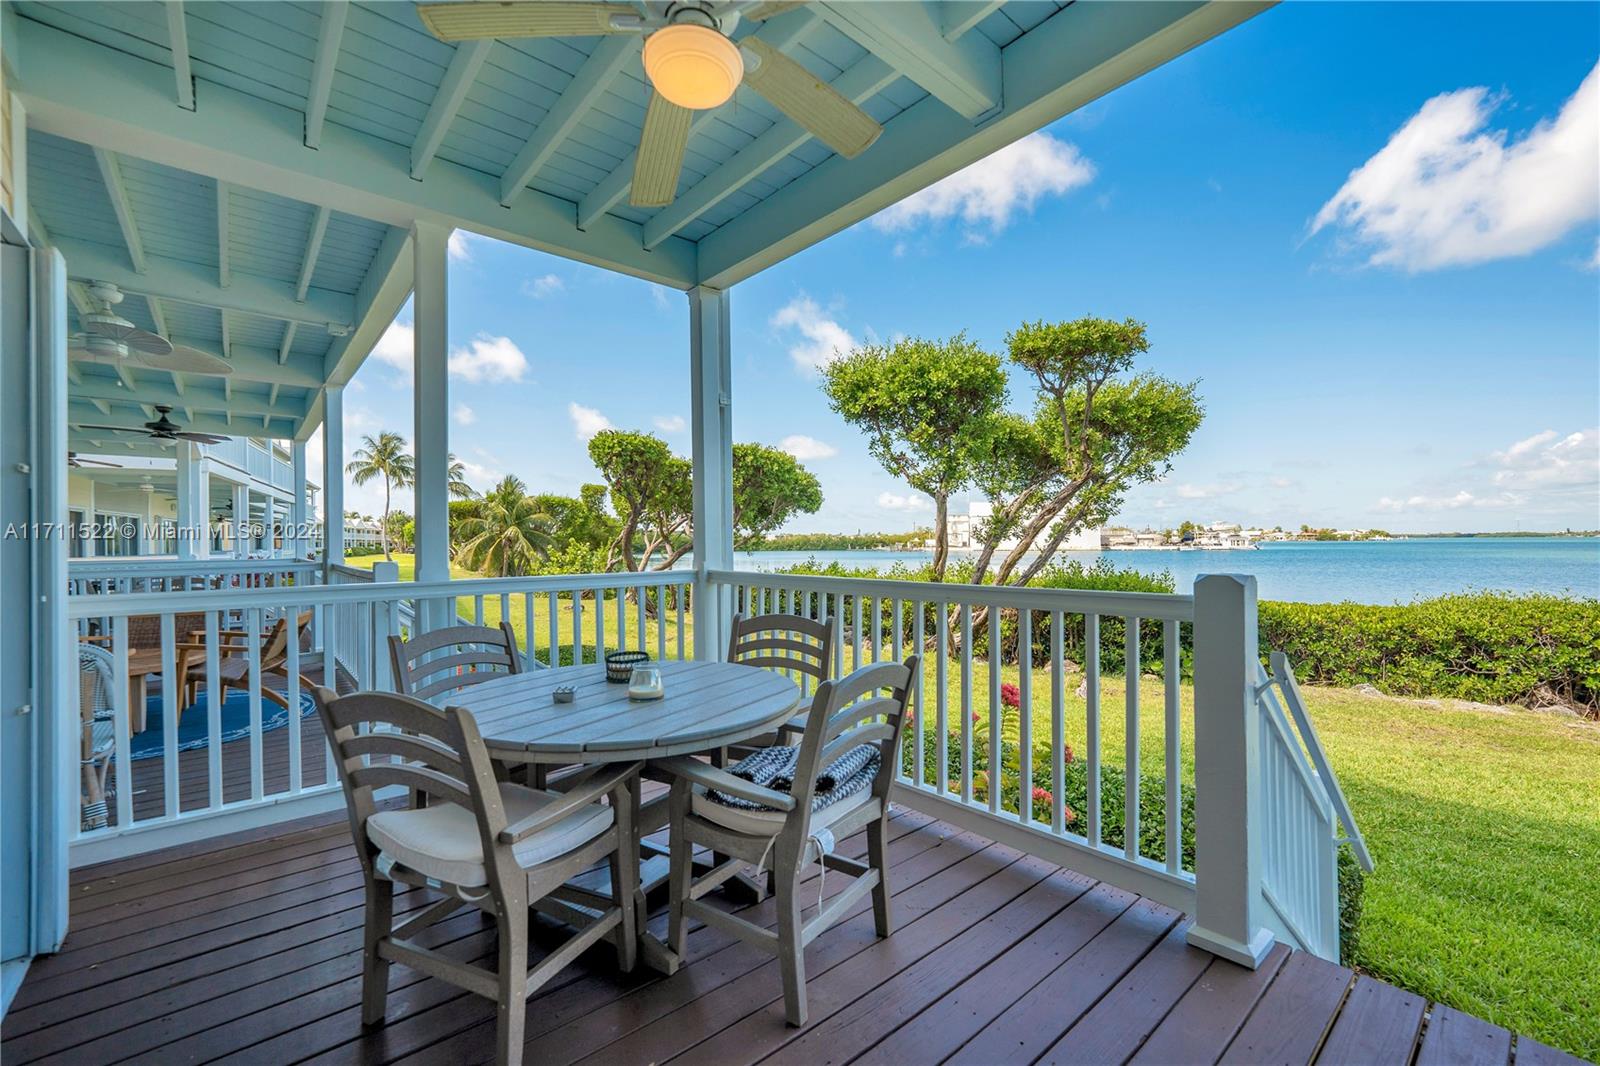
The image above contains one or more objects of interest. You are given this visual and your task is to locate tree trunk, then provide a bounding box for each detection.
[930,495,950,582]
[380,479,392,561]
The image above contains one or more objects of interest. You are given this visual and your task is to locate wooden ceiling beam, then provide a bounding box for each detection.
[165,1,195,110]
[92,148,148,273]
[411,39,492,180]
[304,1,349,149]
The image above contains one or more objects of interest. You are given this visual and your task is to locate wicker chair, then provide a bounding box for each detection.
[77,642,118,831]
[655,656,919,1026]
[315,686,639,1066]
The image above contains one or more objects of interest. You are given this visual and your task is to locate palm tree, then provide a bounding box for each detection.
[453,475,555,577]
[345,432,415,561]
[447,453,477,500]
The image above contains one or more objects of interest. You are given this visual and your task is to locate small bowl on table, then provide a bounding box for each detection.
[605,650,649,684]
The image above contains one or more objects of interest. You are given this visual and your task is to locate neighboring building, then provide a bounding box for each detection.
[69,437,317,559]
[935,501,1101,554]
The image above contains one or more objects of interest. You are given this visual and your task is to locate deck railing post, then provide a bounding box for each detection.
[1186,573,1274,968]
[688,285,733,662]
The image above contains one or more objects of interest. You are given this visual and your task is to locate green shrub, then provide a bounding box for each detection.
[1259,593,1599,713]
[1337,844,1365,967]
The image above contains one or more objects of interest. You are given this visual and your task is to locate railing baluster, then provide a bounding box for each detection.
[286,602,302,793]
[676,583,686,661]
[1164,619,1182,873]
[321,604,336,786]
[112,615,132,830]
[247,606,265,801]
[854,592,865,670]
[872,596,883,665]
[935,601,948,796]
[960,604,973,804]
[832,594,845,678]
[572,589,584,665]
[205,611,223,806]
[160,613,178,820]
[1125,616,1141,861]
[1086,612,1101,848]
[546,591,559,667]
[1018,609,1033,824]
[911,599,924,788]
[474,593,484,626]
[987,605,1001,814]
[593,586,605,659]
[523,592,535,666]
[1050,609,1065,835]
[637,586,648,653]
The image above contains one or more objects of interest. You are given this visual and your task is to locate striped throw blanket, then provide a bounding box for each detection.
[708,743,881,816]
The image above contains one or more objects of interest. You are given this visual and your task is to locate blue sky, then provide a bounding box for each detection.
[322,2,1600,535]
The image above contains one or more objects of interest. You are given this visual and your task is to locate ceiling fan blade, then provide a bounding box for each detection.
[417,2,636,41]
[631,92,693,208]
[136,344,235,376]
[73,424,146,435]
[742,1,808,21]
[174,431,229,445]
[741,38,881,158]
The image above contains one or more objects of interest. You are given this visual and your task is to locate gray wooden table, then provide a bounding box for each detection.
[454,659,803,972]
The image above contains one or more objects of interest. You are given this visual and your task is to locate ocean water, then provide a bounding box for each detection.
[723,537,1600,605]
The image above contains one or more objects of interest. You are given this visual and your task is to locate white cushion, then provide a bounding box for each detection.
[691,785,874,837]
[367,782,613,887]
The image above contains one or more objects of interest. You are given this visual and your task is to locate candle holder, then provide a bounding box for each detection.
[605,650,649,683]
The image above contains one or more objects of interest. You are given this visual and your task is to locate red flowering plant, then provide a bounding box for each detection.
[1000,682,1021,708]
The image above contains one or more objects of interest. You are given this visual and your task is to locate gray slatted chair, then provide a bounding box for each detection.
[314,686,639,1066]
[654,656,919,1027]
[725,611,835,747]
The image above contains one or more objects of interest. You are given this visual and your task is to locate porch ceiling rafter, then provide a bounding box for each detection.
[941,0,1006,42]
[12,16,699,288]
[499,34,640,207]
[699,0,1272,287]
[277,320,297,365]
[410,39,492,180]
[91,148,148,274]
[53,236,354,329]
[304,1,349,150]
[164,1,194,111]
[70,378,305,421]
[817,1,1001,120]
[216,180,230,287]
[295,206,331,303]
[574,8,818,231]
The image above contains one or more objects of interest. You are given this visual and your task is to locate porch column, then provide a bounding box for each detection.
[321,385,345,571]
[689,285,733,661]
[411,222,451,620]
[82,477,97,557]
[175,442,200,559]
[232,483,250,557]
[1186,573,1274,968]
[290,440,308,559]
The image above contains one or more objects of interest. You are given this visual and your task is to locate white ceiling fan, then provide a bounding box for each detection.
[69,282,234,376]
[416,1,882,207]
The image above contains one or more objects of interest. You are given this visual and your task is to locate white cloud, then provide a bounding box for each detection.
[653,414,686,433]
[780,434,837,461]
[568,402,613,442]
[523,273,564,299]
[1311,62,1600,270]
[870,132,1095,240]
[770,295,858,373]
[371,320,413,373]
[452,402,475,427]
[1374,427,1598,517]
[1175,481,1244,500]
[877,491,931,512]
[1490,428,1598,490]
[456,457,499,487]
[448,334,530,384]
[1374,490,1515,513]
[447,230,474,262]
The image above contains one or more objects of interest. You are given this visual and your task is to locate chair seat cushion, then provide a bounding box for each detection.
[367,782,612,887]
[691,783,873,837]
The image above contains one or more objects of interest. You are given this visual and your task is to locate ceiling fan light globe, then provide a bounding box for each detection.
[643,24,743,110]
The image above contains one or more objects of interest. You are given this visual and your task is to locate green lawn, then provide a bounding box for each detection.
[346,553,1599,1057]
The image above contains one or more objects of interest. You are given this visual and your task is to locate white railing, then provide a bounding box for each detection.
[69,557,321,596]
[1254,653,1372,959]
[66,567,695,863]
[707,568,1198,912]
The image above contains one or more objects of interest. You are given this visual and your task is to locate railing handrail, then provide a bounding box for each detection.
[67,568,686,619]
[707,567,1195,621]
[69,557,320,578]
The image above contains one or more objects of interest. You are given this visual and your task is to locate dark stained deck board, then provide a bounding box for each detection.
[1416,1005,1514,1066]
[1129,943,1292,1065]
[1315,975,1426,1066]
[5,808,1586,1066]
[1219,949,1353,1065]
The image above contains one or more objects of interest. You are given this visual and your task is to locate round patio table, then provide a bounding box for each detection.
[453,658,803,766]
[452,659,803,974]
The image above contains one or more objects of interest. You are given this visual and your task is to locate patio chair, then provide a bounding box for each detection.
[77,642,117,831]
[654,655,919,1027]
[314,686,640,1066]
[725,611,835,747]
[176,610,315,717]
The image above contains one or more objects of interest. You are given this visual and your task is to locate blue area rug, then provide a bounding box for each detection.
[132,689,316,761]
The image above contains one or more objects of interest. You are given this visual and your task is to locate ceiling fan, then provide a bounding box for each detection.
[69,282,235,376]
[416,1,882,207]
[67,452,122,469]
[74,405,228,446]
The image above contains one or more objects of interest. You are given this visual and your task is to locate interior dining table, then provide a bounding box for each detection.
[450,658,805,972]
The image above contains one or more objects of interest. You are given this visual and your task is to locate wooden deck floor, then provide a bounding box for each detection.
[4,806,1585,1066]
